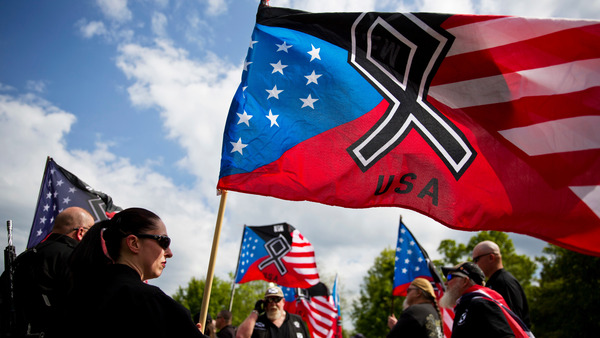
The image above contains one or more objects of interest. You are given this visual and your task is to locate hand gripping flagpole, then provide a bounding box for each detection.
[199,189,228,332]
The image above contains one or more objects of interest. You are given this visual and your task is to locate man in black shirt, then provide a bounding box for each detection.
[13,207,95,337]
[472,240,531,327]
[216,310,236,338]
[236,285,309,338]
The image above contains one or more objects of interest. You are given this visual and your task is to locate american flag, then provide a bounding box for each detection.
[286,282,338,338]
[28,157,121,249]
[235,223,319,288]
[393,220,453,337]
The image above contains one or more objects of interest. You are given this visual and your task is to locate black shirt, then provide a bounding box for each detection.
[387,303,443,338]
[64,264,206,338]
[452,292,514,338]
[252,312,309,338]
[487,269,531,327]
[12,233,78,335]
[217,324,236,338]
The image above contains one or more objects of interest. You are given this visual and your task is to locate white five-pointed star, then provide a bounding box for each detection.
[37,229,43,236]
[305,70,322,85]
[243,60,253,71]
[249,40,258,49]
[56,179,64,186]
[307,44,321,61]
[40,216,47,224]
[266,110,279,127]
[63,196,71,204]
[300,94,318,109]
[237,111,253,126]
[266,85,283,99]
[276,41,293,52]
[230,138,248,155]
[270,60,288,74]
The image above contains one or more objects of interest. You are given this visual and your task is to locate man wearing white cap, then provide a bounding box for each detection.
[236,285,309,338]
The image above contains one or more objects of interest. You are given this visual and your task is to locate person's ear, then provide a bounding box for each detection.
[126,234,141,253]
[75,228,85,241]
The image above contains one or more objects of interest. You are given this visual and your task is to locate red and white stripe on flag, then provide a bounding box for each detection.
[298,295,338,338]
[283,230,320,286]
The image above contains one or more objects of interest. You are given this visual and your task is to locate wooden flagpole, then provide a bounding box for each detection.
[199,189,228,331]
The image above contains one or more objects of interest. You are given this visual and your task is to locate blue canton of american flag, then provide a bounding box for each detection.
[393,221,432,296]
[235,226,268,282]
[219,23,380,177]
[28,158,121,249]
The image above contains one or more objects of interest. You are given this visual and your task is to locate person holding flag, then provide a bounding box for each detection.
[387,277,443,338]
[236,285,309,338]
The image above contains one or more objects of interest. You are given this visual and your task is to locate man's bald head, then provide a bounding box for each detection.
[52,207,95,241]
[472,240,503,278]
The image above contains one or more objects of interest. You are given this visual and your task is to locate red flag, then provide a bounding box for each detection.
[218,6,600,256]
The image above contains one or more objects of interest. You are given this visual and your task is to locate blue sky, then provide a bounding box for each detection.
[1,0,598,326]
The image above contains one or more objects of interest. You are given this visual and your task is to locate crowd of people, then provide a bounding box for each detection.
[386,242,533,338]
[1,206,534,338]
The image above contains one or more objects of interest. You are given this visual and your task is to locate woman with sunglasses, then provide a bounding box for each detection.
[61,207,207,338]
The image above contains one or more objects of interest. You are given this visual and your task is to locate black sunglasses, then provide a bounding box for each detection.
[134,233,171,249]
[265,297,283,303]
[472,252,495,263]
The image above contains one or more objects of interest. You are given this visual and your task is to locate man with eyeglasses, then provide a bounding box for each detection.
[472,240,531,328]
[236,285,309,338]
[11,206,95,337]
[215,310,236,338]
[440,262,533,337]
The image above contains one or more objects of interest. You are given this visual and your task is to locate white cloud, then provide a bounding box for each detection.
[77,19,108,39]
[152,11,168,37]
[0,82,16,92]
[97,0,133,22]
[204,0,227,16]
[25,80,48,93]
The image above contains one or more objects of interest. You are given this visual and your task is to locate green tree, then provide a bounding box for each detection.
[172,274,266,327]
[350,248,403,337]
[529,245,600,337]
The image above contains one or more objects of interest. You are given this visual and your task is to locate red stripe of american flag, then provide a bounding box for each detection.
[299,296,338,338]
[282,230,320,285]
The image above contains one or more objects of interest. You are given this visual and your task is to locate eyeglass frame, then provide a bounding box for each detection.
[472,252,497,263]
[134,233,171,250]
[265,296,283,304]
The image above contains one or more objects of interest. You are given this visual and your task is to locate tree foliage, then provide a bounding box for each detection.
[350,248,403,337]
[529,245,600,337]
[172,273,266,327]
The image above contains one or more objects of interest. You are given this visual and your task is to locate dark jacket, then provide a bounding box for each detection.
[63,264,206,338]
